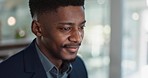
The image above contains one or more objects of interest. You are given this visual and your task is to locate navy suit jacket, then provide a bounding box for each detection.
[0,39,88,78]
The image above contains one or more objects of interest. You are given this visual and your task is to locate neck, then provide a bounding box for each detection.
[36,38,63,69]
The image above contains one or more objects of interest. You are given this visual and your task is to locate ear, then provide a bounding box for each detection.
[31,20,42,37]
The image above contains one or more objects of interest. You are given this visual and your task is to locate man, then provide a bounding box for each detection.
[0,0,88,78]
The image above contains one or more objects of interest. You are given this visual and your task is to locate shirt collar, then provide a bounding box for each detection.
[35,43,73,74]
[35,43,54,72]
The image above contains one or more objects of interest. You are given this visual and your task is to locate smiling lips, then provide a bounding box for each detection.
[63,44,81,53]
[65,46,79,53]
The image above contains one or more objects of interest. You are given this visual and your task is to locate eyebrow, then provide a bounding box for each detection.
[58,20,86,26]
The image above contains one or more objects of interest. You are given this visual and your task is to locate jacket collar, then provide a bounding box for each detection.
[23,39,47,78]
[22,39,81,78]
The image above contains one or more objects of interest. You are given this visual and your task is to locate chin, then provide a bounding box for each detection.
[63,56,77,62]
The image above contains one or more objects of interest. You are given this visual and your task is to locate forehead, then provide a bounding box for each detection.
[57,6,84,19]
[37,6,85,24]
[57,6,84,13]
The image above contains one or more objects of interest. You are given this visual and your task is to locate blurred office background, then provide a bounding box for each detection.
[0,0,148,78]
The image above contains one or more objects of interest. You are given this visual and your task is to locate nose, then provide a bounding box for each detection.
[68,30,83,43]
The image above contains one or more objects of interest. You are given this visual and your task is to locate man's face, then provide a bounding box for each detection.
[34,6,85,61]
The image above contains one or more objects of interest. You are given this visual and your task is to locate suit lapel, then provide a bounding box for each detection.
[23,39,47,78]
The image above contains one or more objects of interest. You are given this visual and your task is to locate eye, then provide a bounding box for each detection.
[79,25,86,30]
[59,27,72,31]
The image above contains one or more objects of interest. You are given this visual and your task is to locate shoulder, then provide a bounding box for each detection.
[0,40,36,78]
[0,39,36,68]
[0,50,25,77]
[71,56,85,65]
[70,56,88,78]
[0,39,36,66]
[0,50,24,69]
[71,56,86,69]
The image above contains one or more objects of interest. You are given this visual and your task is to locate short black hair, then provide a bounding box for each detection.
[29,0,85,18]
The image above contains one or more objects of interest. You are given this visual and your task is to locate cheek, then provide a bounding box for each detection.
[49,33,69,47]
[42,27,70,47]
[82,31,84,36]
[81,31,84,39]
[56,36,69,46]
[55,31,70,42]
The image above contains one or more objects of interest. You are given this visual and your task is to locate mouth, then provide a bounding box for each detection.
[63,43,81,53]
[65,46,79,53]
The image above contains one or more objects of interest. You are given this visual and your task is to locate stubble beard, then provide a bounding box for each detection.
[62,57,77,63]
